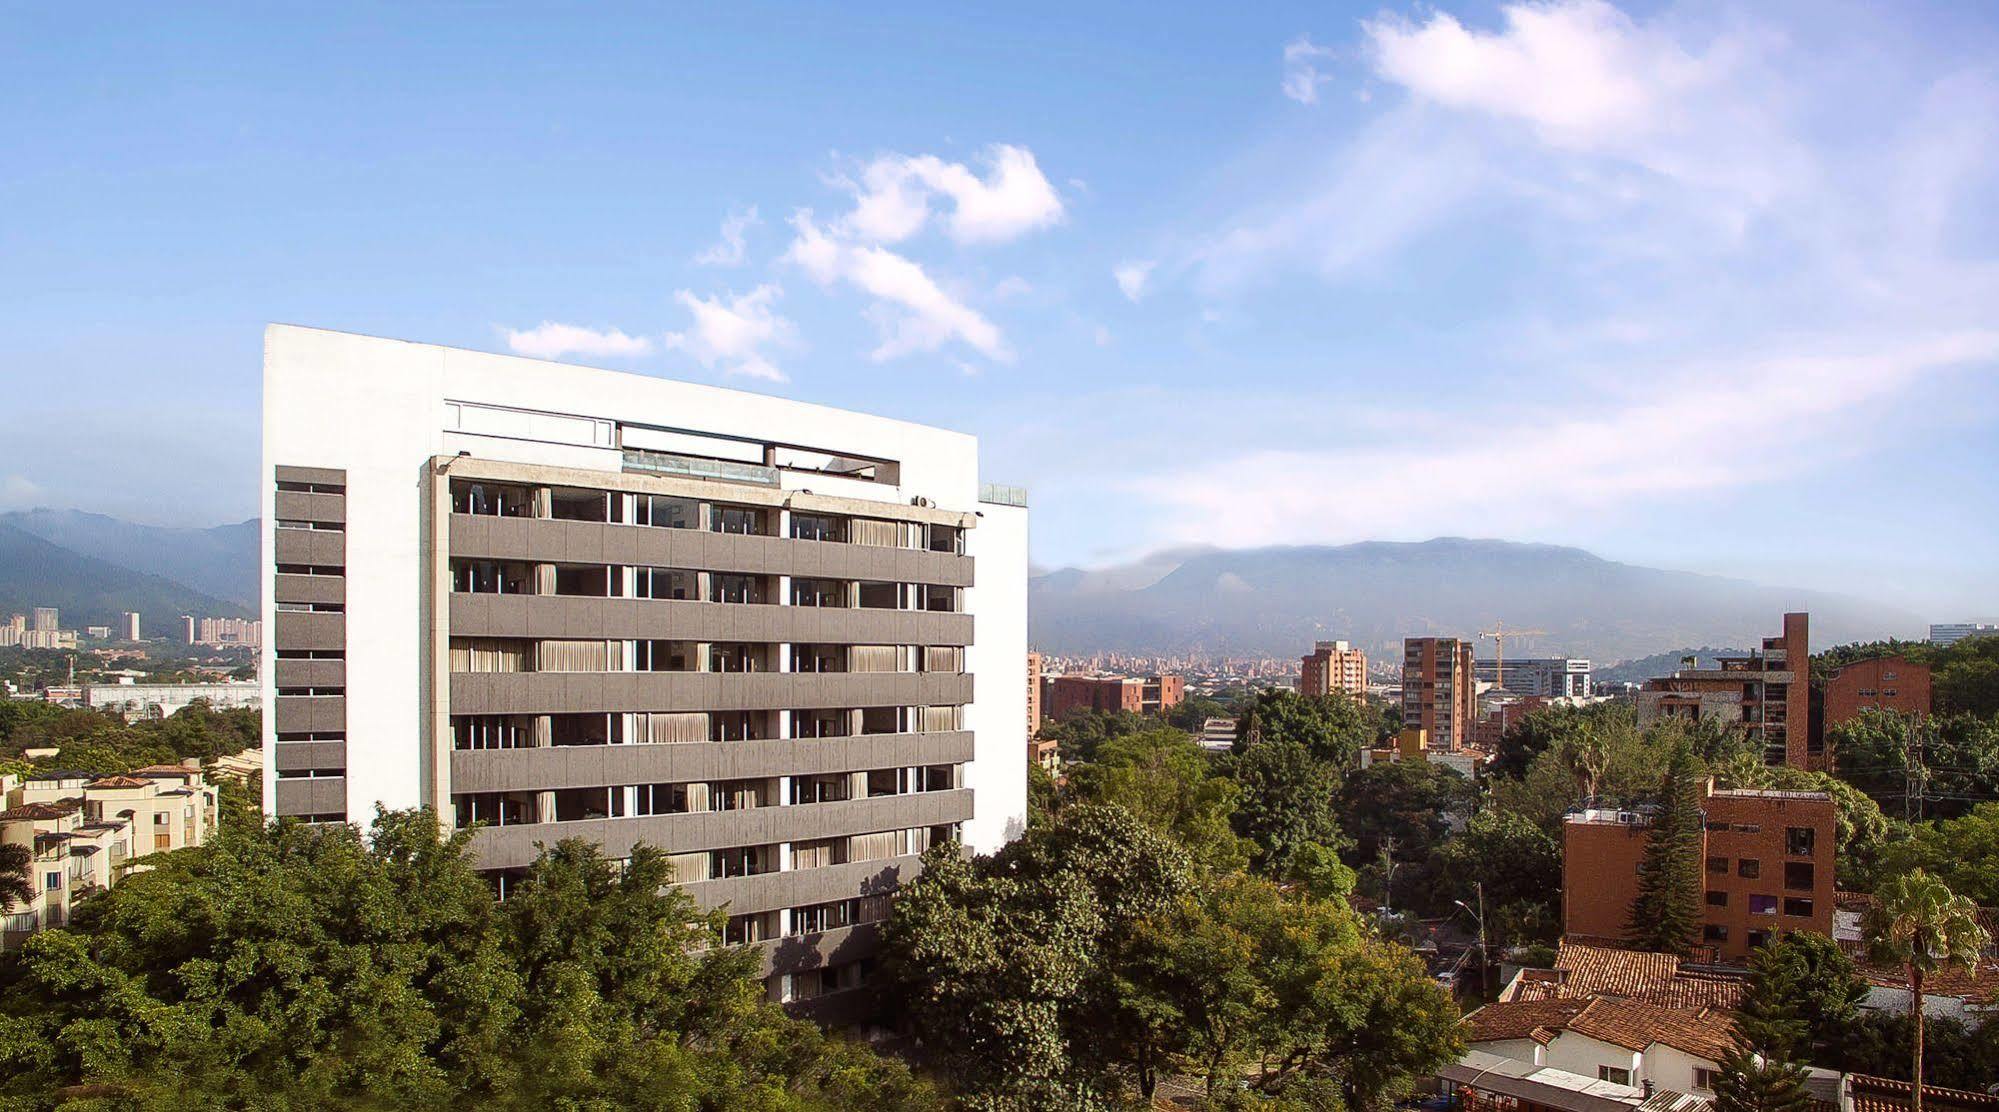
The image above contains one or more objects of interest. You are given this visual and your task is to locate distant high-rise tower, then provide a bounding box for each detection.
[1401,637,1476,751]
[32,607,58,633]
[1299,640,1368,701]
[120,612,141,641]
[180,615,197,645]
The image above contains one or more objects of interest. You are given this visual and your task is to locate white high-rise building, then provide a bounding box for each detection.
[261,324,1029,1010]
[1929,622,1999,647]
[120,611,142,642]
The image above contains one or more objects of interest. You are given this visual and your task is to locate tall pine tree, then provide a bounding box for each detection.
[1625,740,1705,955]
[1716,943,1813,1112]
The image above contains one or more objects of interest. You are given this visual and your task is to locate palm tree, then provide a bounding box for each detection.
[1864,871,1990,1112]
[0,842,32,914]
[1560,726,1609,805]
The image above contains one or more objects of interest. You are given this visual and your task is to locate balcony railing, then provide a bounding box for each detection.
[622,449,779,487]
[978,483,1027,507]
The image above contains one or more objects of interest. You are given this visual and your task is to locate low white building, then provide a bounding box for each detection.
[80,681,261,720]
[1463,996,1736,1096]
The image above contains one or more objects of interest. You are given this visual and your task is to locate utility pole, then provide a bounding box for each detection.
[1379,836,1398,916]
[1455,881,1489,996]
[1904,719,1926,823]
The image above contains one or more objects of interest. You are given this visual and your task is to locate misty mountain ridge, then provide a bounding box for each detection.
[2,508,258,607]
[1030,537,1923,666]
[0,519,250,635]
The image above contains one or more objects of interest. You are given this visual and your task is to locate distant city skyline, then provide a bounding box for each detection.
[3,2,1996,614]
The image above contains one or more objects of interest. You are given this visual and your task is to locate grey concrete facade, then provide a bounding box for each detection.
[271,465,348,820]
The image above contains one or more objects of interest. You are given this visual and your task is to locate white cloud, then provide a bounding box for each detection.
[503,322,655,360]
[0,474,45,509]
[784,211,1010,362]
[1093,325,1113,348]
[1143,331,1999,548]
[1283,35,1340,104]
[694,204,760,266]
[1114,259,1155,302]
[663,285,794,382]
[835,144,1064,246]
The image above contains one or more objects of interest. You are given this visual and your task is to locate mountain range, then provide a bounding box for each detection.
[0,510,255,635]
[1030,538,1924,665]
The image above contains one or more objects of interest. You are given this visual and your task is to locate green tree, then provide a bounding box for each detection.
[881,802,1195,1107]
[0,809,939,1110]
[1874,804,1999,905]
[1742,932,1869,1066]
[1559,725,1611,803]
[0,842,31,914]
[1625,741,1706,955]
[1233,688,1377,766]
[1225,739,1345,875]
[1062,728,1251,871]
[1717,942,1813,1112]
[1432,808,1561,948]
[1715,757,1892,884]
[1864,870,1992,1109]
[1040,707,1153,764]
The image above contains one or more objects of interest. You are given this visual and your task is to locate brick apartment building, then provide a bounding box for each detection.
[1823,655,1930,728]
[1562,781,1836,962]
[1636,613,1817,770]
[1471,696,1549,750]
[1403,637,1477,751]
[1299,640,1368,702]
[1026,651,1043,738]
[1042,673,1185,720]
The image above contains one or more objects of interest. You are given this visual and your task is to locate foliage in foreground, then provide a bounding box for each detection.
[881,802,1461,1110]
[0,809,937,1111]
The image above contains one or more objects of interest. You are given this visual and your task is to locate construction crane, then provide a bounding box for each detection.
[1479,621,1549,694]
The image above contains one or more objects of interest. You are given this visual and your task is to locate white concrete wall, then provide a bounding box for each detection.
[1468,1038,1546,1067]
[963,499,1028,853]
[1543,1032,1642,1085]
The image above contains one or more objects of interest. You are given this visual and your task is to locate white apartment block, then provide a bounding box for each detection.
[261,324,1029,1012]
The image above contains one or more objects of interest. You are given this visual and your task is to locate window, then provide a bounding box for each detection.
[1784,862,1814,891]
[710,505,765,535]
[45,871,62,891]
[633,494,698,529]
[1598,1067,1631,1086]
[1706,855,1729,874]
[1738,859,1761,879]
[1786,827,1816,857]
[1694,1069,1718,1092]
[1706,890,1728,907]
[1747,929,1770,950]
[710,574,762,605]
[1784,897,1814,918]
[1749,894,1778,916]
[1703,924,1729,943]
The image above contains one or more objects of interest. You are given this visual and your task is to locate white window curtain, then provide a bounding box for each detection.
[667,851,710,884]
[920,705,960,733]
[682,782,712,812]
[923,646,962,673]
[536,639,614,672]
[850,645,898,673]
[848,830,901,863]
[638,712,708,744]
[848,518,902,548]
[449,639,529,673]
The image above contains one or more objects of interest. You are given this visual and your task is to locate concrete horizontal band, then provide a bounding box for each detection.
[753,921,882,978]
[273,573,346,606]
[448,670,973,715]
[450,515,975,588]
[274,695,345,732]
[273,529,345,567]
[272,658,346,688]
[680,853,921,915]
[273,776,346,817]
[274,490,346,525]
[273,740,348,772]
[444,455,976,530]
[275,464,347,486]
[462,788,974,870]
[448,593,974,647]
[273,610,345,651]
[450,731,973,793]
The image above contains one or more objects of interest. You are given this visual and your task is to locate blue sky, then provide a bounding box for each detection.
[3,1,1996,617]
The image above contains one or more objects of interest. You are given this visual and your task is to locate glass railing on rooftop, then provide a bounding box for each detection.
[622,449,778,486]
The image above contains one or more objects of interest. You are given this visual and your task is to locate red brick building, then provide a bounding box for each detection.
[1823,654,1930,728]
[1637,612,1817,770]
[1042,673,1185,721]
[1471,696,1549,749]
[1403,637,1477,751]
[1562,781,1836,962]
[1300,640,1368,702]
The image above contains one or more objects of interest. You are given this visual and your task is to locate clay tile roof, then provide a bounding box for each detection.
[1462,998,1592,1044]
[133,764,197,777]
[86,775,152,789]
[1565,998,1738,1062]
[1554,940,1747,1011]
[0,800,83,822]
[1849,1075,1999,1112]
[1855,958,1999,1005]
